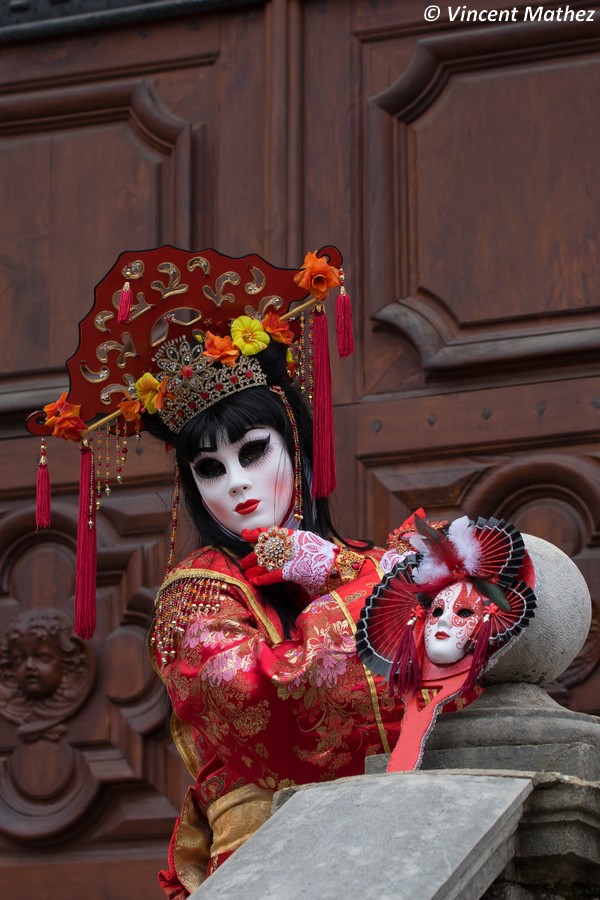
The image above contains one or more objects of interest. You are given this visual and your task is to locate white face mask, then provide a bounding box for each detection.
[190,426,294,537]
[423,582,485,665]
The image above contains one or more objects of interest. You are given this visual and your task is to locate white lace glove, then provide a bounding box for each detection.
[282,530,337,594]
[241,527,337,595]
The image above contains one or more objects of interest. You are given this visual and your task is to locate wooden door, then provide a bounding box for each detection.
[1,1,599,895]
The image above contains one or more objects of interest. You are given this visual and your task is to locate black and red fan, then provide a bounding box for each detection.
[356,556,422,680]
[410,515,526,593]
[470,517,526,588]
[357,513,537,687]
[487,580,537,648]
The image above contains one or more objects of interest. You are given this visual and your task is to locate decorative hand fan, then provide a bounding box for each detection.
[357,512,537,772]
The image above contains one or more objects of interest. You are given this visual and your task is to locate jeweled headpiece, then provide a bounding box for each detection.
[27,246,353,639]
[152,336,268,432]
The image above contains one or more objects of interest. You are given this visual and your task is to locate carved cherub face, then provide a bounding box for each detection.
[424,582,485,665]
[10,634,64,700]
[0,609,95,741]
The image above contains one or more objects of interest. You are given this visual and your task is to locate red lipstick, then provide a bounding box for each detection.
[235,499,260,515]
[435,632,450,640]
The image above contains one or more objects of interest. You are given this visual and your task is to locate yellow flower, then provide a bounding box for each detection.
[231,316,270,356]
[135,372,162,414]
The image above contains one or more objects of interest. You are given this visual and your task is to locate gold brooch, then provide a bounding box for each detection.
[255,526,295,571]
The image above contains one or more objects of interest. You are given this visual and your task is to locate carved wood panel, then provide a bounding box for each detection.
[0,478,187,894]
[345,0,600,717]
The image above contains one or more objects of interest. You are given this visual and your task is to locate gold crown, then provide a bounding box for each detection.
[153,336,268,433]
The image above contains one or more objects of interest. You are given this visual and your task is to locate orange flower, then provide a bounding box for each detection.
[152,379,173,411]
[294,251,340,301]
[43,392,82,429]
[262,312,294,346]
[118,399,142,431]
[202,331,240,367]
[52,414,87,442]
[118,399,141,421]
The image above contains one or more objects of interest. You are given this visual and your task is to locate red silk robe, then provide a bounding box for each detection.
[152,546,404,898]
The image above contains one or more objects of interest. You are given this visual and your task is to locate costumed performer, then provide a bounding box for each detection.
[27,246,405,898]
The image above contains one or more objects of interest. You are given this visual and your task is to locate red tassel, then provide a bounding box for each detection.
[311,307,336,498]
[389,616,421,697]
[335,280,354,359]
[74,443,97,640]
[462,612,492,695]
[117,281,132,325]
[36,439,51,530]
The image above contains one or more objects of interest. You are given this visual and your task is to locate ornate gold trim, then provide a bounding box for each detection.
[171,714,202,780]
[159,566,282,645]
[173,783,274,893]
[330,582,391,755]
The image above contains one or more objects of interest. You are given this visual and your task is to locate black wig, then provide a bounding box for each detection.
[144,341,335,551]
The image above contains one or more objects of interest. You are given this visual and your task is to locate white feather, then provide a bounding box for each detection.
[448,515,481,574]
[412,557,450,585]
[409,534,451,584]
[408,535,428,555]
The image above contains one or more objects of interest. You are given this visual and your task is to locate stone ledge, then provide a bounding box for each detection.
[194,772,533,899]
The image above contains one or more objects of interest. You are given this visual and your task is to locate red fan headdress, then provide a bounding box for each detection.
[27,246,354,638]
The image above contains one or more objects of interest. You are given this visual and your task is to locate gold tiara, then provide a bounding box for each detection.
[153,335,268,432]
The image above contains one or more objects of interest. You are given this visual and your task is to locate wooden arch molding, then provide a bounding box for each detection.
[463,454,600,556]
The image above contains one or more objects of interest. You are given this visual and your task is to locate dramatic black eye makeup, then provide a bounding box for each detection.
[238,435,271,467]
[193,457,226,480]
[192,433,271,480]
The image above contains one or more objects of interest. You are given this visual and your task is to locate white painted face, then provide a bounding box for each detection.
[190,427,294,537]
[423,582,485,665]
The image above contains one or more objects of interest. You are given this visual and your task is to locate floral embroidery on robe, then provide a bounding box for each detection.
[153,546,405,897]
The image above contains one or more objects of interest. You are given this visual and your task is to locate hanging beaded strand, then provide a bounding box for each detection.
[120,426,129,477]
[104,424,111,496]
[298,313,306,394]
[306,310,314,403]
[166,464,180,575]
[95,428,103,510]
[270,386,303,523]
[115,419,123,484]
[152,575,222,665]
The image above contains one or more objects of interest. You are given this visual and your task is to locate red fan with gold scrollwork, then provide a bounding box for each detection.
[27,246,342,438]
[27,245,348,641]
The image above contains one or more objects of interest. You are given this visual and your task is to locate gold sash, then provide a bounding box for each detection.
[174,783,274,893]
